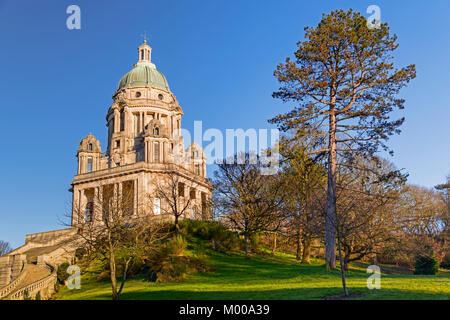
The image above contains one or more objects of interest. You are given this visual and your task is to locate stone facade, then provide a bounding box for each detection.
[70,40,212,226]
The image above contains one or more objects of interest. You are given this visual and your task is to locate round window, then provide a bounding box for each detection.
[158,94,163,100]
[136,91,141,98]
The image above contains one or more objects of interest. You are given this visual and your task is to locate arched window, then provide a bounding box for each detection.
[88,143,93,151]
[87,157,93,173]
[154,127,159,136]
[141,50,144,60]
[120,110,125,131]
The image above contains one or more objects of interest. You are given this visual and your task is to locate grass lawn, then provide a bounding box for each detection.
[54,239,450,300]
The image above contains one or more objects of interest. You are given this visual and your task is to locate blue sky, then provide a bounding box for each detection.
[0,0,449,248]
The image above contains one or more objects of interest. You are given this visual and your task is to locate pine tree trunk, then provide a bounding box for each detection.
[325,107,337,270]
[301,236,311,264]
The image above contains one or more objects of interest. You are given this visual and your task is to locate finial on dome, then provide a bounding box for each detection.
[137,32,152,64]
[141,31,148,44]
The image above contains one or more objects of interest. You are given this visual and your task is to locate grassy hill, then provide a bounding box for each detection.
[54,236,449,300]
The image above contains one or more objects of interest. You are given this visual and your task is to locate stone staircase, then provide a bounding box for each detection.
[0,228,80,300]
[0,254,26,287]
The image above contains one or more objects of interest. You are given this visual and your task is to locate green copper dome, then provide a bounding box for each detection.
[117,62,170,92]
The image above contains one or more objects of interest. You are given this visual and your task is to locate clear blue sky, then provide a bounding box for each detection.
[0,0,449,248]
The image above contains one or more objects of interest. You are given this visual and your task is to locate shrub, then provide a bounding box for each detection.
[180,220,239,252]
[74,248,87,261]
[414,255,439,275]
[189,254,212,273]
[180,220,223,240]
[146,235,187,281]
[166,235,187,256]
[57,262,71,284]
[23,289,32,300]
[440,254,450,270]
[156,256,188,283]
[35,291,41,300]
[145,234,211,283]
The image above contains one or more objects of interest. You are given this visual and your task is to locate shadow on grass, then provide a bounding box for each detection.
[81,286,447,300]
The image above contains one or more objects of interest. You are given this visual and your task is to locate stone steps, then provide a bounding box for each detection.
[12,264,51,293]
[0,228,79,299]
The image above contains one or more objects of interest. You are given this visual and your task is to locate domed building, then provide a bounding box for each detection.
[0,41,214,300]
[70,40,212,225]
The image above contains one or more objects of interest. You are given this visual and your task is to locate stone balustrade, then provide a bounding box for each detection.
[5,263,56,300]
[0,263,28,299]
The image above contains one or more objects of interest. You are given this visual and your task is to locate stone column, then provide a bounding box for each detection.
[118,182,123,201]
[79,155,84,174]
[72,188,79,226]
[93,187,99,222]
[114,109,120,133]
[79,189,85,224]
[142,112,146,132]
[144,141,148,163]
[123,108,127,132]
[113,183,118,203]
[147,140,153,163]
[126,108,132,135]
[133,179,138,215]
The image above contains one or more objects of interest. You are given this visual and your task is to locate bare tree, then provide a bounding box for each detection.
[67,186,168,300]
[396,184,449,264]
[213,153,286,258]
[0,240,12,256]
[279,139,326,262]
[270,10,416,269]
[333,157,406,295]
[151,171,209,233]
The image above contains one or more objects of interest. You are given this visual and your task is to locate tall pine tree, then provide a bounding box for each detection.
[270,9,415,269]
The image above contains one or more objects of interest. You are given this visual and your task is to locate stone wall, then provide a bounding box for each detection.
[0,255,26,287]
[25,228,78,245]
